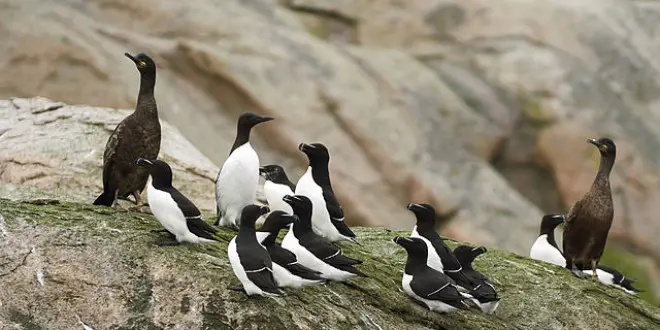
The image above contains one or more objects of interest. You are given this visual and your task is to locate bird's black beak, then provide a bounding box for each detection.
[282,195,296,203]
[259,166,266,176]
[282,213,298,224]
[393,235,411,245]
[298,143,312,152]
[136,158,153,167]
[259,205,270,215]
[257,116,274,124]
[587,138,601,147]
[124,52,145,67]
[472,246,487,256]
[407,203,422,211]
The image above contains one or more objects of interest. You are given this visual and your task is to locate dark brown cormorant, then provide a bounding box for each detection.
[93,53,161,211]
[563,138,616,280]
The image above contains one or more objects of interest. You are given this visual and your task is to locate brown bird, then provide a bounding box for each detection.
[562,138,616,280]
[93,53,161,211]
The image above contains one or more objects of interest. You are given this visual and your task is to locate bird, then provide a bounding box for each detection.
[563,138,616,280]
[228,204,282,296]
[259,164,296,214]
[93,52,161,212]
[281,194,366,281]
[295,143,357,244]
[393,236,469,313]
[408,203,462,275]
[530,213,643,294]
[256,210,325,288]
[529,214,567,267]
[452,245,501,314]
[135,158,218,246]
[215,112,274,229]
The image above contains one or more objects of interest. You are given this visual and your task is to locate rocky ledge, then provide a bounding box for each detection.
[1,198,659,330]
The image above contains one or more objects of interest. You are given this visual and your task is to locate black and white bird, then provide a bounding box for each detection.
[408,203,462,275]
[529,214,567,267]
[215,113,274,229]
[530,213,643,294]
[453,245,501,314]
[281,195,366,281]
[393,236,468,313]
[295,143,357,244]
[256,211,325,288]
[259,164,296,214]
[135,158,218,246]
[228,204,282,296]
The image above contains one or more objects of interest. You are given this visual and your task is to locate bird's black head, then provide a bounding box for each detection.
[239,204,270,228]
[136,158,172,188]
[125,53,156,79]
[393,236,428,264]
[238,112,274,131]
[407,203,436,230]
[453,245,487,267]
[298,143,330,167]
[587,137,616,159]
[540,214,564,236]
[282,195,313,228]
[258,210,297,233]
[259,164,290,183]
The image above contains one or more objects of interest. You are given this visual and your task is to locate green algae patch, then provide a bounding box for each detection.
[1,198,660,329]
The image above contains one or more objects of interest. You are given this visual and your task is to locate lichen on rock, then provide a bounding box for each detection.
[1,198,659,330]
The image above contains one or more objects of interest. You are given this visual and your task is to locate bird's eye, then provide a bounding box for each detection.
[600,145,609,151]
[138,61,146,67]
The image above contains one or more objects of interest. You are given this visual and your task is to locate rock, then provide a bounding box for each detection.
[0,97,218,211]
[1,198,659,330]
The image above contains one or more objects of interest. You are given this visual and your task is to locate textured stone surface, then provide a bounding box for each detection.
[1,199,659,330]
[3,0,660,300]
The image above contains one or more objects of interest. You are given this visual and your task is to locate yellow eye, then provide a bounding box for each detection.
[138,61,146,66]
[600,145,608,151]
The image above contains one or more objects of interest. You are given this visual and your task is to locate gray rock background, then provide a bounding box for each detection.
[1,0,660,302]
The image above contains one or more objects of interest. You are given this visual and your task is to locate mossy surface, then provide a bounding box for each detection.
[1,198,660,330]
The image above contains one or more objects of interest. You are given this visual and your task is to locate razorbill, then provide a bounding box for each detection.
[408,203,461,274]
[215,112,274,229]
[453,245,501,314]
[228,204,282,296]
[295,143,357,244]
[530,213,643,294]
[135,158,218,246]
[259,164,296,214]
[529,214,566,267]
[393,236,468,313]
[256,210,325,288]
[94,53,161,212]
[563,138,616,280]
[281,195,366,281]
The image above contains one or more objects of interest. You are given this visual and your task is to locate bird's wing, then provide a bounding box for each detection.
[331,219,356,238]
[564,199,583,225]
[238,244,280,294]
[268,244,323,279]
[167,188,217,240]
[410,272,465,302]
[302,236,362,267]
[101,119,128,185]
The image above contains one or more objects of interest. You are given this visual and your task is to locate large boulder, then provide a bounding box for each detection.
[1,198,659,330]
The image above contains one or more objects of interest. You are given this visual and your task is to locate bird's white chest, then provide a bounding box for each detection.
[264,181,294,214]
[217,143,260,193]
[146,177,189,240]
[411,226,444,271]
[295,169,336,235]
[529,235,566,267]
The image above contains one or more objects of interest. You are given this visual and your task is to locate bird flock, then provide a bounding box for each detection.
[90,52,641,317]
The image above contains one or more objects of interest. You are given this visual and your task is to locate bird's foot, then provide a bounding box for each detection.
[571,267,590,279]
[156,240,180,247]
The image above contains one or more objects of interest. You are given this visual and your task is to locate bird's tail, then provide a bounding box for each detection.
[93,189,114,206]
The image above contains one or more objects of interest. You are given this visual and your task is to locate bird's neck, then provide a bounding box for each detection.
[257,231,278,246]
[404,257,427,274]
[590,156,614,196]
[545,230,559,250]
[238,224,257,239]
[310,163,331,188]
[292,218,312,236]
[230,128,252,154]
[135,75,157,117]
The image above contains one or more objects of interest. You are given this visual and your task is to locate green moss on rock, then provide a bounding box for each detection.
[1,198,659,329]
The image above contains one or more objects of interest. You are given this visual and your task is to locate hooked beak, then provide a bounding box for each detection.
[587,138,600,147]
[472,246,487,255]
[282,195,297,203]
[136,158,153,167]
[393,235,412,245]
[281,213,298,224]
[298,143,312,152]
[407,203,422,211]
[124,52,145,66]
[259,205,270,215]
[259,166,267,176]
[552,214,566,221]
